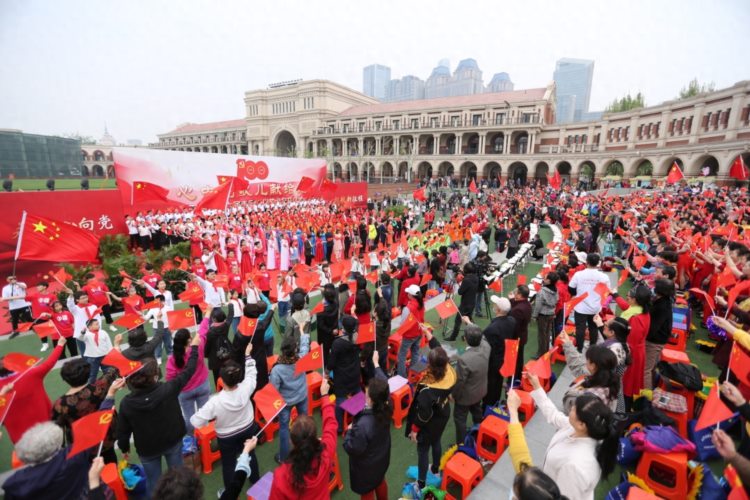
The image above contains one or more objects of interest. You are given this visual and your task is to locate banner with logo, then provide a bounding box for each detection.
[113,148,327,214]
[321,182,368,208]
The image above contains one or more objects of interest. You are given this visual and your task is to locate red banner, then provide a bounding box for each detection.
[323,182,368,208]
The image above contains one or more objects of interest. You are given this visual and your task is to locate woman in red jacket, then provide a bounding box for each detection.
[270,379,337,499]
[613,285,652,411]
[397,285,426,377]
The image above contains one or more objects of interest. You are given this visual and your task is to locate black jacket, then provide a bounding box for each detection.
[343,369,391,494]
[328,334,361,397]
[647,296,673,344]
[117,347,198,457]
[316,300,339,352]
[483,315,517,372]
[122,327,164,362]
[510,299,532,344]
[232,309,275,390]
[457,273,479,314]
[204,307,235,370]
[406,336,457,442]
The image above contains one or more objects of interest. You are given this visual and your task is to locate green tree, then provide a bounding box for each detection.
[678,78,716,99]
[63,133,96,145]
[604,92,645,113]
[606,161,624,176]
[636,160,653,176]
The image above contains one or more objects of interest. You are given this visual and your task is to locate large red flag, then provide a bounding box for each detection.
[101,349,143,377]
[194,179,233,214]
[666,162,684,184]
[15,212,100,263]
[356,323,375,345]
[67,410,114,458]
[413,187,427,202]
[468,179,478,193]
[695,383,735,431]
[500,339,519,377]
[132,181,169,203]
[729,156,748,181]
[167,309,197,330]
[435,299,459,320]
[294,344,323,375]
[253,383,286,421]
[296,176,316,193]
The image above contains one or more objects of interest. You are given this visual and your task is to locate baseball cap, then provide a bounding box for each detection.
[490,295,511,313]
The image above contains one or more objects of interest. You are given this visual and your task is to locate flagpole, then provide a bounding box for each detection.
[224,178,234,213]
[12,211,27,276]
[0,391,17,427]
[255,404,287,438]
[130,182,134,207]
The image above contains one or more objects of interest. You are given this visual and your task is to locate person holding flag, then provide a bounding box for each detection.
[50,300,79,358]
[269,335,309,464]
[1,275,32,339]
[447,262,479,341]
[76,318,114,385]
[328,315,364,432]
[191,341,259,496]
[569,253,611,352]
[396,284,426,377]
[29,281,56,351]
[556,334,619,413]
[451,324,490,445]
[532,272,559,359]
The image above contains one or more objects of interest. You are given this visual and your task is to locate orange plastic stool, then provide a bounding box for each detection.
[387,333,402,367]
[551,335,575,364]
[476,415,509,462]
[390,384,412,429]
[10,450,22,469]
[441,451,484,500]
[306,371,324,415]
[661,348,690,365]
[663,408,689,438]
[101,462,128,500]
[195,422,222,474]
[667,328,688,351]
[636,451,689,499]
[515,390,536,425]
[408,365,425,386]
[329,450,344,492]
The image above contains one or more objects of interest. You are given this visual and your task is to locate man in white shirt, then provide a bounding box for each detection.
[201,249,217,272]
[66,291,103,356]
[76,318,113,384]
[568,253,611,352]
[192,270,226,313]
[1,276,32,338]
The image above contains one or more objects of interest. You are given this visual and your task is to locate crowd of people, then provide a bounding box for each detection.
[1,179,750,499]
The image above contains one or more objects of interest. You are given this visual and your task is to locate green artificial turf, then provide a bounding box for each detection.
[0,226,727,499]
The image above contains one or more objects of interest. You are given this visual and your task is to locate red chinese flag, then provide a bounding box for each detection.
[237,317,258,337]
[33,320,58,339]
[695,383,735,430]
[294,345,323,375]
[632,255,647,270]
[717,267,738,290]
[16,213,100,263]
[527,351,552,379]
[488,278,503,293]
[320,178,337,193]
[666,162,684,184]
[396,313,418,336]
[0,391,16,425]
[194,180,233,214]
[177,257,189,271]
[617,269,630,288]
[532,282,542,292]
[435,299,459,320]
[253,383,286,421]
[730,341,750,385]
[51,267,73,283]
[167,309,196,330]
[689,288,715,315]
[296,176,316,193]
[133,181,169,203]
[213,274,230,289]
[293,263,312,274]
[615,227,628,238]
[121,277,132,290]
[141,300,162,311]
[420,273,432,286]
[594,282,611,305]
[113,313,145,330]
[546,242,558,251]
[356,323,375,345]
[565,292,589,316]
[161,260,174,273]
[729,156,748,181]
[413,187,427,202]
[517,275,527,286]
[727,280,750,313]
[2,353,40,373]
[468,179,478,193]
[67,410,115,458]
[101,349,143,377]
[500,339,519,377]
[178,283,204,302]
[310,301,325,315]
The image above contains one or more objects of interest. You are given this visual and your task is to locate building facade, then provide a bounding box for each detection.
[363,64,391,100]
[0,129,81,178]
[153,79,750,186]
[554,58,595,123]
[386,75,425,102]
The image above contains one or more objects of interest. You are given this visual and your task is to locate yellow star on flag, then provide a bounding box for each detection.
[136,183,143,189]
[33,221,47,233]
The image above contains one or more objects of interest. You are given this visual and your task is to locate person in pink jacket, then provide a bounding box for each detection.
[166,322,210,435]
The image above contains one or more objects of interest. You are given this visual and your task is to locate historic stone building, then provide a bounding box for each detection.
[154,79,750,185]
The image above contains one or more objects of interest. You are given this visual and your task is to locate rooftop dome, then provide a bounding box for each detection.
[456,58,479,72]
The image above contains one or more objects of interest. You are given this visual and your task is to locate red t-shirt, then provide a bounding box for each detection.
[255,271,271,291]
[51,311,74,338]
[83,283,110,307]
[123,295,145,316]
[192,264,206,279]
[142,272,162,297]
[30,292,56,318]
[228,273,243,293]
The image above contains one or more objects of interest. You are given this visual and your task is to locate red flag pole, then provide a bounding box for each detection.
[12,211,27,275]
[223,178,234,213]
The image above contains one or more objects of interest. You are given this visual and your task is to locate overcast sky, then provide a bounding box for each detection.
[1,0,747,144]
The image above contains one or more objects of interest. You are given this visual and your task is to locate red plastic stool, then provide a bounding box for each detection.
[390,384,412,429]
[195,422,222,474]
[662,408,689,438]
[515,390,536,425]
[329,450,344,492]
[661,348,690,365]
[10,450,22,469]
[476,415,509,462]
[387,333,403,368]
[101,462,128,500]
[551,335,575,364]
[667,328,688,351]
[441,451,484,500]
[408,365,426,386]
[636,451,689,499]
[306,371,323,415]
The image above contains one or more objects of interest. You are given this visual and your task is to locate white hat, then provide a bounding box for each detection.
[405,284,421,296]
[490,295,511,313]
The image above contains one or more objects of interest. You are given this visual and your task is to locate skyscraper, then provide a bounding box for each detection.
[487,72,514,93]
[363,64,391,100]
[553,58,594,123]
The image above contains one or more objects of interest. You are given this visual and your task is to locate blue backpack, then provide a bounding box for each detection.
[457,423,480,460]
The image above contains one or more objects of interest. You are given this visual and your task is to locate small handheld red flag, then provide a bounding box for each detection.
[729,156,748,181]
[237,317,258,337]
[356,323,375,345]
[3,353,40,373]
[435,299,459,320]
[310,301,325,315]
[33,320,58,339]
[617,269,629,288]
[102,349,143,377]
[167,309,197,330]
[113,314,145,330]
[695,383,735,431]
[488,278,503,293]
[253,383,286,421]
[564,292,589,316]
[689,288,715,315]
[294,344,324,375]
[67,410,115,458]
[395,313,417,336]
[594,282,611,305]
[527,351,552,379]
[420,273,432,287]
[500,339,519,377]
[517,275,527,286]
[178,283,204,302]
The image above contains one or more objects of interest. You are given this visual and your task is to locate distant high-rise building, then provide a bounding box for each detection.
[450,58,484,96]
[363,64,391,100]
[386,75,425,102]
[487,72,514,93]
[553,58,594,123]
[425,60,452,99]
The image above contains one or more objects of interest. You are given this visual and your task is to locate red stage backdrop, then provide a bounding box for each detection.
[113,148,328,214]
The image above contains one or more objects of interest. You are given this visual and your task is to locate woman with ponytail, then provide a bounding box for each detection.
[526,373,619,500]
[166,327,210,435]
[558,340,620,413]
[343,351,392,500]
